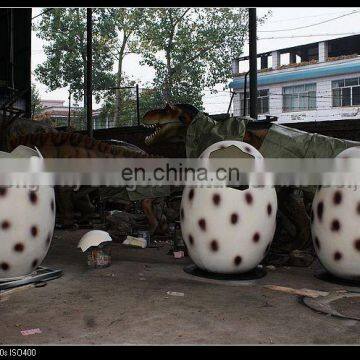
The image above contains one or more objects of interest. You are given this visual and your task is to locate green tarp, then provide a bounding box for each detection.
[186,112,252,158]
[186,112,360,197]
[260,123,360,158]
[187,112,360,159]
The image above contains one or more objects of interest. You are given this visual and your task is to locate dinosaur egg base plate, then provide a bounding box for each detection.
[184,263,267,281]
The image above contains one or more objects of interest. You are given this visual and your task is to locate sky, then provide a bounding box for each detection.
[31,7,360,114]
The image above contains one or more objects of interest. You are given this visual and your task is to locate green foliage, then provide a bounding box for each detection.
[138,8,262,107]
[98,85,164,127]
[34,8,117,103]
[34,8,270,126]
[31,83,44,116]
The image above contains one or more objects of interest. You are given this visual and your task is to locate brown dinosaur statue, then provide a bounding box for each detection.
[142,103,194,146]
[7,131,165,234]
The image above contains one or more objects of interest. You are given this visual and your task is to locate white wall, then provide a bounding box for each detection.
[233,72,360,124]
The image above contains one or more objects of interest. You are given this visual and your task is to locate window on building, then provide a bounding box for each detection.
[332,77,360,107]
[282,83,316,112]
[239,89,269,116]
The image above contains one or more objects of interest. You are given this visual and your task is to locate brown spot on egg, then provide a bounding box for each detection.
[32,259,39,268]
[267,203,272,216]
[0,187,7,196]
[1,262,9,271]
[230,213,238,224]
[29,191,38,204]
[212,193,221,206]
[1,220,10,230]
[210,240,219,252]
[188,234,194,245]
[198,218,206,231]
[31,225,38,237]
[253,232,260,243]
[180,208,184,221]
[234,255,242,266]
[333,191,342,205]
[188,188,194,201]
[334,251,342,261]
[14,243,24,252]
[245,192,253,205]
[331,219,341,232]
[317,201,324,222]
[354,239,360,251]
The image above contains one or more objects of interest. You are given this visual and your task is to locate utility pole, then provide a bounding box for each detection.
[249,8,258,120]
[68,90,71,130]
[136,84,140,126]
[86,8,93,137]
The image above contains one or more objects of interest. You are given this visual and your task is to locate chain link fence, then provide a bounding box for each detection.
[36,85,163,131]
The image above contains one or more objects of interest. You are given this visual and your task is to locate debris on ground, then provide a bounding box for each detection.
[122,236,147,248]
[166,291,184,297]
[173,251,185,259]
[302,291,360,321]
[264,285,329,298]
[266,265,276,271]
[21,328,42,336]
[0,284,35,302]
[288,250,315,267]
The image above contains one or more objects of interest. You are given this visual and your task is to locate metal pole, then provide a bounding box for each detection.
[243,71,249,116]
[9,9,15,89]
[86,8,93,137]
[249,8,257,120]
[68,90,71,129]
[136,84,140,126]
[227,91,235,114]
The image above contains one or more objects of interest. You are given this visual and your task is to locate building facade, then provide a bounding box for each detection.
[229,35,360,123]
[38,100,102,129]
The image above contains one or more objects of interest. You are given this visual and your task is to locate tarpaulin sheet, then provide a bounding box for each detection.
[186,112,252,158]
[260,123,360,158]
[185,113,360,196]
[186,112,360,159]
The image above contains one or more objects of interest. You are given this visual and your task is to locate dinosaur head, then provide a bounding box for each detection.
[142,103,199,145]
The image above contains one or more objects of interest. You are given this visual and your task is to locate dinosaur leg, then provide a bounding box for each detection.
[73,186,97,226]
[277,187,312,251]
[141,198,159,234]
[55,186,77,229]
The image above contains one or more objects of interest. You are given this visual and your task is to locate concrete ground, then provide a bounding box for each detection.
[1,229,360,345]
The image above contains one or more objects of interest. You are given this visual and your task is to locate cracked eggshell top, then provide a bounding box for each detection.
[78,230,112,252]
[311,146,360,280]
[180,141,277,274]
[0,146,55,280]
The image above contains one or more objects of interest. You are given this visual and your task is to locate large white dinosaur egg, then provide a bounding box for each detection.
[311,147,360,280]
[0,146,56,280]
[180,141,277,274]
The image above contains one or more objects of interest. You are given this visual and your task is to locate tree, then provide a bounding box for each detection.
[34,8,117,120]
[31,83,44,117]
[102,8,146,125]
[98,83,164,127]
[138,8,268,108]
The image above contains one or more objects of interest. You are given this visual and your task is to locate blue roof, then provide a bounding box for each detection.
[229,60,360,89]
